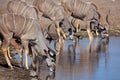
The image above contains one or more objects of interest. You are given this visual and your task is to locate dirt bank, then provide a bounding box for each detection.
[0,52,31,80]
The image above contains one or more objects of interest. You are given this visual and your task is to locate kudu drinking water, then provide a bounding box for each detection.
[7,0,55,50]
[7,0,72,53]
[71,17,100,38]
[0,13,56,71]
[33,0,73,52]
[60,0,109,40]
[7,0,60,69]
[39,16,65,52]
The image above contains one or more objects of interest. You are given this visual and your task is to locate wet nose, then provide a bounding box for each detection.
[101,31,109,38]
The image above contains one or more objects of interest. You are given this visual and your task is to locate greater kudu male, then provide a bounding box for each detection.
[0,13,56,71]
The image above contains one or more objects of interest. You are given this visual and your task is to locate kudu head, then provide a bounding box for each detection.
[60,18,75,40]
[90,10,110,39]
[44,48,56,72]
[30,40,56,72]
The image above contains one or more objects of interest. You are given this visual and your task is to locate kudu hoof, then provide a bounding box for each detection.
[18,64,23,68]
[25,67,29,70]
[9,66,14,70]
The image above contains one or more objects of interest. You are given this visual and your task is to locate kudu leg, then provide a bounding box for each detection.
[75,19,81,33]
[56,23,66,53]
[60,36,65,52]
[7,47,12,59]
[10,39,23,67]
[30,55,36,69]
[29,46,36,69]
[56,22,62,53]
[60,27,66,40]
[57,34,62,53]
[2,40,13,69]
[87,21,93,41]
[22,41,29,69]
[59,27,66,52]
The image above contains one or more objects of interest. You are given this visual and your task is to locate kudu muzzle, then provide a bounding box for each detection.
[45,49,56,72]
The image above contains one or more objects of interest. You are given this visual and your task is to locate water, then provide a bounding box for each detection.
[15,37,120,80]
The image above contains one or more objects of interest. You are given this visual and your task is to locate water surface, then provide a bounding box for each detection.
[26,37,120,80]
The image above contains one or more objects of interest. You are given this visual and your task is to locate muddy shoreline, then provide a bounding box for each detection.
[0,53,31,80]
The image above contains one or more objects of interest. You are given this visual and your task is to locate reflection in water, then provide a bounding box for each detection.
[94,38,109,54]
[55,37,109,80]
[12,37,120,80]
[29,37,110,80]
[30,56,55,80]
[30,69,55,80]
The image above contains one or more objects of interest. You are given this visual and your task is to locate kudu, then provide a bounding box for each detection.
[71,17,99,37]
[7,0,58,69]
[60,0,109,40]
[7,0,54,50]
[5,0,38,67]
[33,0,73,53]
[0,13,56,71]
[6,0,35,53]
[0,33,22,66]
[7,0,71,53]
[40,16,65,52]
